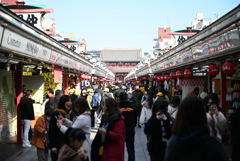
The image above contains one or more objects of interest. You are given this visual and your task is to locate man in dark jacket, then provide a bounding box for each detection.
[20,90,35,147]
[132,85,143,128]
[113,82,125,103]
[119,92,137,161]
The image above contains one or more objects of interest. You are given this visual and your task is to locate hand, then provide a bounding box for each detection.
[156,113,167,120]
[99,127,106,135]
[56,120,62,128]
[213,107,219,116]
[58,115,65,122]
[208,107,214,115]
[52,147,57,154]
[79,150,88,160]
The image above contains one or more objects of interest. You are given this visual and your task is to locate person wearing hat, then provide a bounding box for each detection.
[119,92,137,161]
[157,92,169,103]
[81,90,87,99]
[132,85,144,128]
[86,88,96,128]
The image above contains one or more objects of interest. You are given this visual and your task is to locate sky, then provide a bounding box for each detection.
[25,0,239,54]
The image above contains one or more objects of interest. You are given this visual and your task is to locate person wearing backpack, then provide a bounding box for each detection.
[87,88,99,128]
[31,108,54,161]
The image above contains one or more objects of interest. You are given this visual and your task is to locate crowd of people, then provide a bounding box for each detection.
[19,82,240,161]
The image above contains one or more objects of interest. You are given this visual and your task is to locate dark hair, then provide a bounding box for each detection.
[119,92,128,101]
[45,108,54,116]
[104,98,121,124]
[172,96,209,135]
[194,87,199,92]
[98,85,102,89]
[73,98,90,115]
[58,95,71,110]
[160,83,164,89]
[71,94,78,103]
[25,90,32,97]
[63,128,86,145]
[170,96,181,108]
[151,100,170,119]
[204,93,219,112]
[55,90,63,97]
[47,88,54,94]
[147,90,154,109]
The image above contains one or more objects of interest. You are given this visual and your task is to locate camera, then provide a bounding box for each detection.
[210,102,216,111]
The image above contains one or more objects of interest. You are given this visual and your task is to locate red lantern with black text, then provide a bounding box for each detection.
[164,75,170,81]
[157,76,161,81]
[93,76,97,80]
[170,72,176,79]
[81,74,85,79]
[137,78,140,81]
[207,65,219,76]
[143,77,148,81]
[184,69,193,78]
[222,62,237,76]
[160,75,165,81]
[136,81,140,84]
[102,78,106,81]
[152,75,157,80]
[176,71,184,79]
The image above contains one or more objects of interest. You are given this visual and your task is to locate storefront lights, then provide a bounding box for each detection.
[6,63,10,71]
[40,69,42,74]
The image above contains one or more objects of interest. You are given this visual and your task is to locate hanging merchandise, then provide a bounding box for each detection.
[176,71,184,86]
[184,69,193,78]
[207,65,219,76]
[222,62,237,76]
[170,72,176,79]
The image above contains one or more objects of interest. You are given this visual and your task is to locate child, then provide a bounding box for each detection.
[58,128,88,161]
[31,108,54,161]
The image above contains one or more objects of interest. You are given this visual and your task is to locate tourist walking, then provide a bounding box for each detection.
[57,98,91,161]
[132,85,143,128]
[168,96,180,119]
[49,95,73,161]
[165,96,228,161]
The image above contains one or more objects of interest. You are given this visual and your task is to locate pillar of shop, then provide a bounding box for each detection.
[17,63,23,144]
[220,66,227,112]
[64,72,68,94]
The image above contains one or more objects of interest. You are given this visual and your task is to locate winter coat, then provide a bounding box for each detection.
[58,144,89,161]
[49,109,72,150]
[144,117,172,156]
[139,99,152,124]
[91,114,125,161]
[165,127,228,161]
[19,96,35,120]
[60,111,91,161]
[132,90,143,107]
[119,100,137,135]
[168,105,178,119]
[206,112,228,141]
[31,115,48,149]
[113,88,125,102]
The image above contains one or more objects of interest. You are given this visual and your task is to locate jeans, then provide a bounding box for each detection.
[22,119,32,146]
[126,134,135,161]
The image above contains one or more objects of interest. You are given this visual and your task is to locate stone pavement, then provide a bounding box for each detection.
[6,123,150,161]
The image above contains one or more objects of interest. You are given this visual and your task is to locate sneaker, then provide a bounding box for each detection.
[22,144,32,148]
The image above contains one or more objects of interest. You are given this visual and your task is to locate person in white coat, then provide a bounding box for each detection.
[57,98,92,161]
[205,98,228,141]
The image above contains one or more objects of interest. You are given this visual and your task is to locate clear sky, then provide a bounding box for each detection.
[25,0,238,54]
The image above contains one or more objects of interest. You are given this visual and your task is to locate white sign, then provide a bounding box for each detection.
[50,50,61,63]
[61,55,70,67]
[17,13,43,31]
[38,46,51,60]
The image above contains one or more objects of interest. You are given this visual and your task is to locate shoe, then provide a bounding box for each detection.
[138,124,141,128]
[22,144,32,148]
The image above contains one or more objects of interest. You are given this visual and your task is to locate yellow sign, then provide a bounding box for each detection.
[23,72,32,76]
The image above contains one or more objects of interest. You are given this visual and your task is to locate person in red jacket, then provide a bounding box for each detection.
[98,98,125,161]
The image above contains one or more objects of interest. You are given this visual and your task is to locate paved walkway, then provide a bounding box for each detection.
[6,123,150,161]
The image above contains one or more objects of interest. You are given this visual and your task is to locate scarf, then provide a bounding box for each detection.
[56,109,72,120]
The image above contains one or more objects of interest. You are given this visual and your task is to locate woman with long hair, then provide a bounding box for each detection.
[144,100,172,161]
[91,98,125,161]
[165,96,228,161]
[57,98,91,160]
[168,96,180,119]
[49,95,73,161]
[139,90,154,125]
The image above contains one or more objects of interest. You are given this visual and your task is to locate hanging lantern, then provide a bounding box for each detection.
[93,76,97,80]
[184,69,193,78]
[152,75,158,80]
[160,75,165,81]
[136,81,140,84]
[170,72,176,79]
[137,78,140,81]
[164,75,170,81]
[157,76,161,81]
[176,71,184,79]
[102,78,106,81]
[143,77,148,80]
[80,74,85,79]
[207,65,219,76]
[222,62,237,76]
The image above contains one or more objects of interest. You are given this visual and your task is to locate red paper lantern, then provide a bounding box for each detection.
[143,77,148,80]
[81,74,85,79]
[207,65,219,76]
[152,75,158,80]
[164,75,170,81]
[176,71,184,79]
[93,76,97,80]
[222,62,237,76]
[157,76,161,81]
[102,78,106,81]
[160,75,165,81]
[170,72,176,79]
[184,69,193,78]
[136,81,140,84]
[137,78,140,81]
